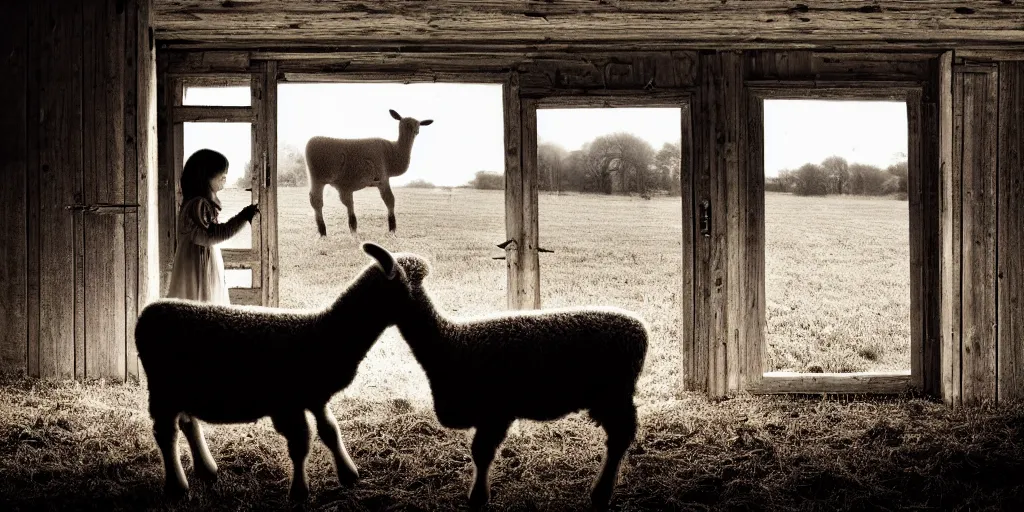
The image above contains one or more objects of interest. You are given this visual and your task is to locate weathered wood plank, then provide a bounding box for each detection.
[743,92,766,392]
[172,105,254,123]
[26,3,40,378]
[248,72,263,289]
[503,73,524,310]
[709,52,737,397]
[228,286,261,306]
[140,0,159,323]
[747,51,933,82]
[152,1,1024,50]
[921,65,943,398]
[959,67,998,405]
[261,61,279,307]
[751,371,913,394]
[37,0,81,378]
[907,91,923,391]
[0,1,29,373]
[521,100,540,309]
[723,51,743,394]
[156,64,182,296]
[998,61,1024,402]
[945,57,963,406]
[679,101,695,394]
[84,0,128,381]
[689,52,713,394]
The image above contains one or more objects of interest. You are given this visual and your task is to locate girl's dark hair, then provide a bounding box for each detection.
[180,149,229,209]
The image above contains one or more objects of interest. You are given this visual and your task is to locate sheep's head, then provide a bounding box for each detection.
[361,242,431,288]
[390,109,433,136]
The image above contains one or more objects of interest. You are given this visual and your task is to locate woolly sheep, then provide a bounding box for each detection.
[134,243,406,501]
[375,247,649,511]
[304,109,433,237]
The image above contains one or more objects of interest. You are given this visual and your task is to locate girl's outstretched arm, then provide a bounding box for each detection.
[184,199,256,246]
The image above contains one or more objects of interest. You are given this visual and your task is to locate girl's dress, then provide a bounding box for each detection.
[165,196,250,305]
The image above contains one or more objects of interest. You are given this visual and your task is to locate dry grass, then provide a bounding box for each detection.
[2,373,1023,511]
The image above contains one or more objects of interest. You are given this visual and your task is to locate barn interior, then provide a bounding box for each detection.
[2,1,1024,510]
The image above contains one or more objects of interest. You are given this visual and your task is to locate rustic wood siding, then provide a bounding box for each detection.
[997,62,1024,402]
[0,1,29,373]
[955,63,999,405]
[0,0,156,380]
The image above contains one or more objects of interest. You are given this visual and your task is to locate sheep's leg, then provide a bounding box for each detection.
[338,189,358,237]
[272,411,312,502]
[468,420,512,511]
[312,404,359,486]
[178,414,218,482]
[378,184,397,233]
[152,411,189,497]
[589,401,638,511]
[309,182,327,237]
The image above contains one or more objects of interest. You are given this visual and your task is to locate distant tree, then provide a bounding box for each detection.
[277,143,309,187]
[587,133,656,195]
[537,142,569,192]
[403,179,436,188]
[234,160,253,190]
[468,171,505,190]
[654,141,682,195]
[886,160,908,195]
[849,163,889,195]
[820,155,850,195]
[792,163,830,196]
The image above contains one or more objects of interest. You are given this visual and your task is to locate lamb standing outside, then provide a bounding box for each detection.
[304,109,433,237]
[373,247,649,511]
[135,243,407,501]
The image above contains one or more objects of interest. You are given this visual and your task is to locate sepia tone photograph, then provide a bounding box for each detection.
[1,2,1024,511]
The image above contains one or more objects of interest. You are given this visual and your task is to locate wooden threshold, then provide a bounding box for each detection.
[749,371,913,394]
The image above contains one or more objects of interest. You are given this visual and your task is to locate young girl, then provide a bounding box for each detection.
[166,149,259,305]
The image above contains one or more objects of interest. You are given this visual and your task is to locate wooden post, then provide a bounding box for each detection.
[997,61,1024,402]
[521,99,540,309]
[259,61,279,307]
[503,72,525,310]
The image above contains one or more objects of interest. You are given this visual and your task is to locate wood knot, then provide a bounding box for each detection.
[789,3,810,14]
[859,5,883,13]
[954,7,975,14]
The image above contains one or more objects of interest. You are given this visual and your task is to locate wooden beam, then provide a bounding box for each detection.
[998,61,1024,402]
[908,90,924,392]
[172,105,254,123]
[946,54,964,406]
[152,1,1024,50]
[750,371,913,394]
[743,92,766,392]
[259,61,279,307]
[0,1,28,373]
[520,99,540,309]
[156,62,182,297]
[503,72,524,310]
[679,101,695,395]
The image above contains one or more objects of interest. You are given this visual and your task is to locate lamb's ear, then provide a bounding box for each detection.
[362,242,397,280]
[419,119,433,126]
[389,109,402,121]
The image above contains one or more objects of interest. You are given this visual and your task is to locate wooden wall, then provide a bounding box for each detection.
[0,0,156,380]
[945,54,1024,405]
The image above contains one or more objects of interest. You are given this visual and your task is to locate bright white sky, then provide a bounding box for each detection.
[182,85,908,185]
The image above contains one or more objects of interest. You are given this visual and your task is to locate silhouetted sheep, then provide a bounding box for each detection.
[135,243,405,501]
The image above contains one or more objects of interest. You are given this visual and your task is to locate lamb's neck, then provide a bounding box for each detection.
[389,132,416,177]
[318,282,391,360]
[397,287,453,375]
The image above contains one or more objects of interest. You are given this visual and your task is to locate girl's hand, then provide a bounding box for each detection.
[241,204,260,222]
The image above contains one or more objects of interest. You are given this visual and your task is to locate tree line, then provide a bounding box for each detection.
[768,155,908,198]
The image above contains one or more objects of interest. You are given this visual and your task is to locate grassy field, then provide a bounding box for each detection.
[1,188,1019,511]
[224,186,910,406]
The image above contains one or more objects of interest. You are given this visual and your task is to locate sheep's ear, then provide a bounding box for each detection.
[389,109,402,121]
[419,119,433,126]
[362,242,397,280]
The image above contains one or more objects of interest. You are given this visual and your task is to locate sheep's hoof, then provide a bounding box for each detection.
[337,466,359,487]
[589,485,613,512]
[163,481,189,500]
[468,485,490,511]
[195,465,218,483]
[288,483,310,503]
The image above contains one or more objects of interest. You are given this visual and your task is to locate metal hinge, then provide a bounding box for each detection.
[65,203,140,214]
